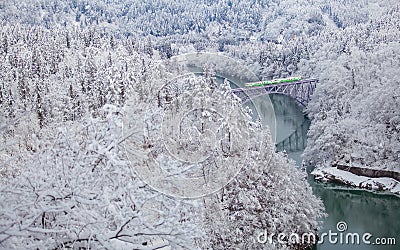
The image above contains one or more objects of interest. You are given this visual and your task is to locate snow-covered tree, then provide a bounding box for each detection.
[0,105,204,249]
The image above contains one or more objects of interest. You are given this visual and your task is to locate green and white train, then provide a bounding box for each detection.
[245,76,302,87]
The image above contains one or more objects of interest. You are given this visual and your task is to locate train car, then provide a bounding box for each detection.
[245,76,302,87]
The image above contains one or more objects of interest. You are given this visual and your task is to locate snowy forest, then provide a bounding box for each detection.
[0,0,399,249]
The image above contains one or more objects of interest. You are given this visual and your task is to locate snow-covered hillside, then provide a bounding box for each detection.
[0,0,399,248]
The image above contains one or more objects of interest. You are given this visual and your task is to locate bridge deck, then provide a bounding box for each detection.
[231,78,319,107]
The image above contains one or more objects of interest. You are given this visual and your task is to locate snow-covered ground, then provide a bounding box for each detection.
[312,166,400,196]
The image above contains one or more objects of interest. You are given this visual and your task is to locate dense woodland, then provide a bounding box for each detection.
[0,0,399,249]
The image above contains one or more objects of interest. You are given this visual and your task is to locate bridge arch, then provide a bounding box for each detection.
[231,79,318,152]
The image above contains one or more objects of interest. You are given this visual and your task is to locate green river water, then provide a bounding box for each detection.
[269,94,400,250]
[189,66,399,250]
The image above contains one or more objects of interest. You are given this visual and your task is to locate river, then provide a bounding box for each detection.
[269,94,400,250]
[184,63,399,250]
[220,75,400,250]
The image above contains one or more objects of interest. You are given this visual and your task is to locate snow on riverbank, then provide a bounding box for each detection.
[312,166,400,196]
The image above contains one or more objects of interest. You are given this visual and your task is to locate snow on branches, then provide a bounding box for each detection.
[0,106,203,249]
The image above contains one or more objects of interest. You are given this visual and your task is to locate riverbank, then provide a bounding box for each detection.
[312,165,400,196]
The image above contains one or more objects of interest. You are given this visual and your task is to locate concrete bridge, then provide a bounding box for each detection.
[232,78,319,107]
